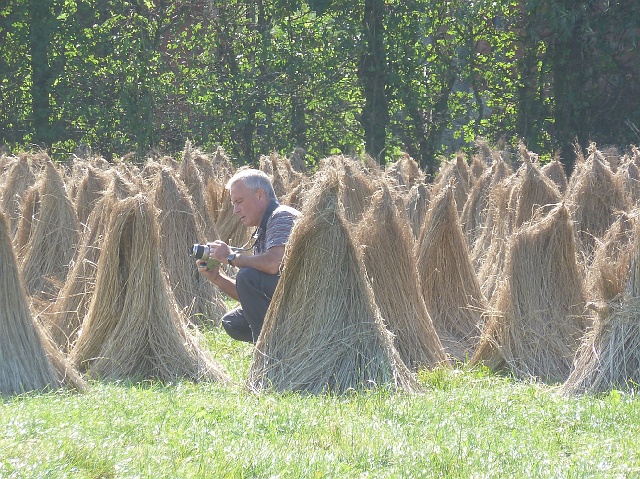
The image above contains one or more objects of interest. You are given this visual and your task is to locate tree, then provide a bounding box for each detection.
[359,0,389,165]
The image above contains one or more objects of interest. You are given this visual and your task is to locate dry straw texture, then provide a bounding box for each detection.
[472,175,519,305]
[336,155,379,224]
[461,167,494,248]
[416,183,488,361]
[152,168,227,324]
[0,155,36,237]
[74,165,108,228]
[471,205,587,382]
[616,158,640,207]
[0,209,85,396]
[20,161,80,302]
[247,170,419,394]
[45,187,120,352]
[14,184,39,257]
[513,159,562,228]
[405,182,431,238]
[567,145,626,265]
[70,194,230,384]
[562,216,640,395]
[584,212,635,303]
[178,142,211,237]
[541,158,568,194]
[358,184,449,370]
[385,154,422,191]
[260,153,288,199]
[431,153,470,215]
[464,156,514,254]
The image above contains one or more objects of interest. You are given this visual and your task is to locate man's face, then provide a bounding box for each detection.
[229,180,266,227]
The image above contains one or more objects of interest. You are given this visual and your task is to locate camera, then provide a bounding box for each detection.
[191,243,220,270]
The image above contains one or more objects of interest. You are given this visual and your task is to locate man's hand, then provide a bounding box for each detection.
[209,240,232,264]
[196,259,220,282]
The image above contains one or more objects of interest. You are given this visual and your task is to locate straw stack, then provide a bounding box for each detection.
[416,182,488,361]
[74,165,109,229]
[152,168,227,324]
[337,156,379,224]
[562,216,640,395]
[616,158,640,207]
[584,212,635,303]
[13,184,39,257]
[513,159,562,228]
[358,184,449,370]
[70,194,230,383]
[179,141,211,237]
[247,170,419,394]
[431,153,470,216]
[211,145,235,178]
[471,205,587,382]
[463,156,514,253]
[20,161,80,302]
[0,209,85,396]
[44,185,121,352]
[567,145,626,265]
[386,154,421,191]
[472,174,519,304]
[541,157,568,194]
[405,182,431,238]
[0,155,36,237]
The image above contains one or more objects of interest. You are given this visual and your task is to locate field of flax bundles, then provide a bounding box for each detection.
[1,140,640,396]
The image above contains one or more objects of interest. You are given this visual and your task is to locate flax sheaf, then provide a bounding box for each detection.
[567,144,627,266]
[563,213,640,395]
[415,182,488,362]
[19,161,80,304]
[151,167,227,325]
[0,208,85,396]
[472,204,587,382]
[70,194,230,384]
[247,170,420,394]
[358,183,449,370]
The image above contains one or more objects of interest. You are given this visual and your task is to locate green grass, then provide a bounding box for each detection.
[2,327,639,479]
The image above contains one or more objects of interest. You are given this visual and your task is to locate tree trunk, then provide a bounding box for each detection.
[359,0,388,165]
[29,0,54,146]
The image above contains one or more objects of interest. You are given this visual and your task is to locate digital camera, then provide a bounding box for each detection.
[191,243,220,270]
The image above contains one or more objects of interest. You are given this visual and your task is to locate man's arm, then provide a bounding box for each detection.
[196,262,239,301]
[196,243,286,299]
[230,245,285,275]
[209,240,285,276]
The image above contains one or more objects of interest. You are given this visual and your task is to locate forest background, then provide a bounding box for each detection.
[1,0,639,176]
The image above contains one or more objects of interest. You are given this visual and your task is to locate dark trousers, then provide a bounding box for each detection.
[221,267,280,343]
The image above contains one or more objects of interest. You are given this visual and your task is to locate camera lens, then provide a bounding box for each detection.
[192,244,206,259]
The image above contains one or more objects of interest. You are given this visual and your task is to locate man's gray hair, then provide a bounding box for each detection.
[225,168,277,200]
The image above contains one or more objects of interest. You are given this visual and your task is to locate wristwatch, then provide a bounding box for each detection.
[227,252,237,266]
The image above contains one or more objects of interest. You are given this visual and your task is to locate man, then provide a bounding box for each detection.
[196,168,301,343]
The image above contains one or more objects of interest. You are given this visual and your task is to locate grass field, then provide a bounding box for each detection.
[1,327,639,479]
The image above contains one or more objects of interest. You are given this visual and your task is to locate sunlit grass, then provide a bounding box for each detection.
[1,327,639,478]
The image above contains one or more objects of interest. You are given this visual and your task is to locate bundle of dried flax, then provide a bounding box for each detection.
[152,168,227,324]
[247,170,419,394]
[0,209,85,395]
[472,205,587,382]
[20,161,80,303]
[70,194,230,384]
[0,154,36,237]
[358,184,449,370]
[416,183,488,361]
[563,214,640,394]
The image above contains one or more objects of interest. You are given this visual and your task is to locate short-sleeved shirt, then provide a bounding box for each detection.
[253,202,301,255]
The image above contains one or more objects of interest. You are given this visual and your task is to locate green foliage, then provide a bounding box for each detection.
[1,0,638,169]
